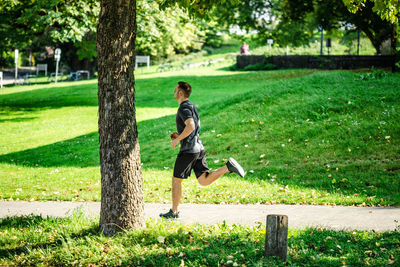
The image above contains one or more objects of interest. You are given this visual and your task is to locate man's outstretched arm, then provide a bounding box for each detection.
[171,118,195,149]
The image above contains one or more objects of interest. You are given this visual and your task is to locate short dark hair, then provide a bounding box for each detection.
[177,81,192,98]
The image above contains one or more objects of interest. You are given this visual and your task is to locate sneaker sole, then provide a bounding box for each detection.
[228,157,245,178]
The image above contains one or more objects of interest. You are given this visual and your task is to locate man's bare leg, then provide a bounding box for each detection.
[197,165,229,186]
[172,177,183,213]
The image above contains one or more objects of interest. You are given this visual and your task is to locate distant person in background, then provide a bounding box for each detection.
[240,42,250,55]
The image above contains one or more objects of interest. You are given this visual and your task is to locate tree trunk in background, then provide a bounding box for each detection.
[392,23,398,72]
[362,29,382,55]
[97,0,144,236]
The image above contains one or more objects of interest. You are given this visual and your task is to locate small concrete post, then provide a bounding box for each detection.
[264,214,288,261]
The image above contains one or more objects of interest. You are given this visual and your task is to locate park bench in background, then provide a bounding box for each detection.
[135,56,150,70]
[36,64,48,76]
[48,72,64,83]
[176,62,191,70]
[24,74,38,84]
[76,70,90,79]
[158,58,224,72]
[158,63,173,72]
[68,70,90,81]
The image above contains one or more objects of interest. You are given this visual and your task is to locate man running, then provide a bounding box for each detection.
[160,81,245,219]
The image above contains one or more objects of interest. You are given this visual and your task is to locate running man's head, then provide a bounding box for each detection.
[174,81,192,102]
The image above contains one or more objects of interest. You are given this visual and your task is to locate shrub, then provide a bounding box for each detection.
[359,67,388,80]
[228,63,239,70]
[243,63,277,71]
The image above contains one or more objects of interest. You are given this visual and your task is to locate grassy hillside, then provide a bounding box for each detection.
[139,70,400,206]
[0,66,399,206]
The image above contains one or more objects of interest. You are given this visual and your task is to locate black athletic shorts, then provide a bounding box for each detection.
[173,150,210,179]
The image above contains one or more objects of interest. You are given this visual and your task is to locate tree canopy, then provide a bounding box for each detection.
[0,0,98,49]
[1,0,397,67]
[0,0,230,68]
[343,0,399,24]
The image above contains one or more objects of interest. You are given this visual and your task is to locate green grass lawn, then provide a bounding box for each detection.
[0,214,399,266]
[0,65,399,206]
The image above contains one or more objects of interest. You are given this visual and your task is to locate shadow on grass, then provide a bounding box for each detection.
[0,83,98,111]
[0,132,100,167]
[0,116,38,123]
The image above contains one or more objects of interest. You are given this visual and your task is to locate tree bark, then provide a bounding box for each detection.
[362,29,382,55]
[97,0,144,236]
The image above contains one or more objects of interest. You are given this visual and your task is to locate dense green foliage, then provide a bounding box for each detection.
[0,64,399,206]
[0,214,399,266]
[136,1,204,58]
[0,0,99,66]
[160,0,239,18]
[1,0,393,69]
[0,0,227,67]
[344,0,399,24]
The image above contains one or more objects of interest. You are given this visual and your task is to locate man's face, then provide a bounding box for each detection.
[174,85,180,101]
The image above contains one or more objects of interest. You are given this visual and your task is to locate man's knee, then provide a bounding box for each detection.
[197,173,209,186]
[172,177,183,184]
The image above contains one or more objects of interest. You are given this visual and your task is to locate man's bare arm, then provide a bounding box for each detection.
[176,118,195,141]
[171,118,195,148]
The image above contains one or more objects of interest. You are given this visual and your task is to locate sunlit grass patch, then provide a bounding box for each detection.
[0,69,399,206]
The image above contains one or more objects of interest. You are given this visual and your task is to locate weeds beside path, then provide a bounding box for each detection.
[0,212,399,266]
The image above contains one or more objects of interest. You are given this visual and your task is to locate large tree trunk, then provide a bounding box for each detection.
[97,0,144,236]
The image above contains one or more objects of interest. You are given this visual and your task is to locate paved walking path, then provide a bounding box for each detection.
[1,201,399,232]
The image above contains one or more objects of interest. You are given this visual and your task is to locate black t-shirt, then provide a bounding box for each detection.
[176,100,204,153]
